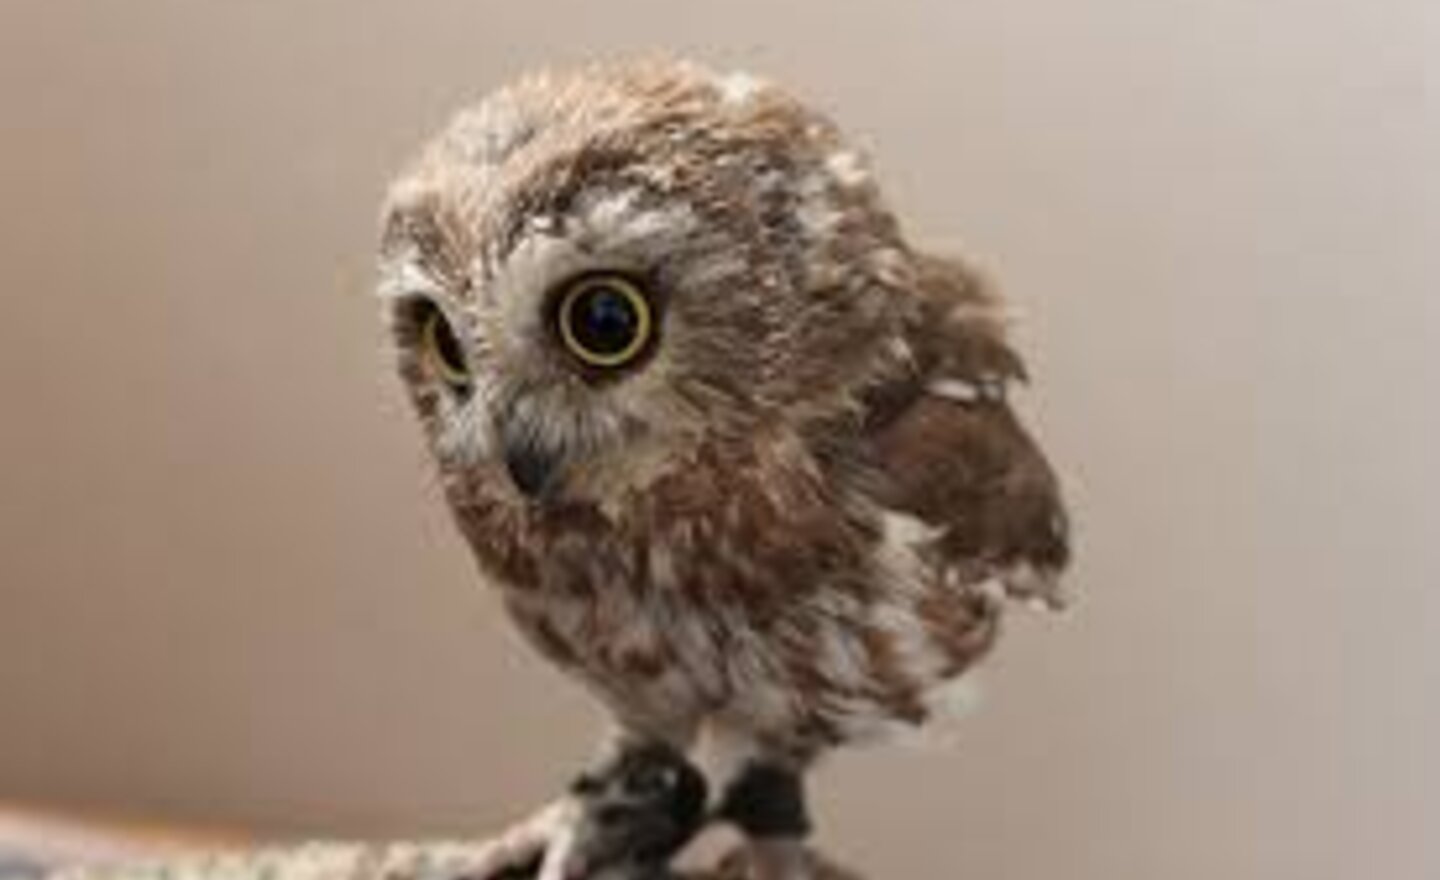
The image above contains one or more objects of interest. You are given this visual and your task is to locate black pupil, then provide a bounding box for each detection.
[569,285,640,357]
[429,310,467,380]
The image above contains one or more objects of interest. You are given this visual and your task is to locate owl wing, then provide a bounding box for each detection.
[855,254,1070,607]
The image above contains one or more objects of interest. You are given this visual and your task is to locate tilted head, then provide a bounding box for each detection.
[378,59,919,508]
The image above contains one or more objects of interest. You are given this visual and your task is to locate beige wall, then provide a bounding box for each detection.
[1,2,1437,877]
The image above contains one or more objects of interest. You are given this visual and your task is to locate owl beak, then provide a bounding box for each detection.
[496,416,566,501]
[503,440,563,500]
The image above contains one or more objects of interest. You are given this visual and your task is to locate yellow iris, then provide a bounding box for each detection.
[555,274,654,369]
[421,305,470,387]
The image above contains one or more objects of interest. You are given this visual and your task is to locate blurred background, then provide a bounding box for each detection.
[0,1,1436,878]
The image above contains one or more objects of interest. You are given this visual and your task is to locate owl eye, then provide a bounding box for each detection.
[555,274,655,370]
[418,302,471,390]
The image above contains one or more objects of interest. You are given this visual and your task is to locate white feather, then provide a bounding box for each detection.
[928,377,982,404]
[717,71,765,105]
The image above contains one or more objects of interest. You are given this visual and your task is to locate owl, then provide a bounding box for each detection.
[377,59,1069,880]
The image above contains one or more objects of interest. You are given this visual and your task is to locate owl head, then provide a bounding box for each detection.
[378,59,917,507]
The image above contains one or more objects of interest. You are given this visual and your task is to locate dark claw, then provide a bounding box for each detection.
[566,743,710,877]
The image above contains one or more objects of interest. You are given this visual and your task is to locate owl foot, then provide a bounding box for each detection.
[716,763,813,880]
[561,742,710,878]
[715,762,810,840]
[472,743,709,880]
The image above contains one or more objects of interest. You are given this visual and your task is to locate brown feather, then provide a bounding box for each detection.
[857,253,1070,607]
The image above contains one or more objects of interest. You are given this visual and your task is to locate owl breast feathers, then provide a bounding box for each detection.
[378,59,1069,762]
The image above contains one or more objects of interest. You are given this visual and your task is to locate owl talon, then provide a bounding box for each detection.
[559,743,710,878]
[475,744,707,880]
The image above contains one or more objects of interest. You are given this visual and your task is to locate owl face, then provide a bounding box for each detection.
[378,60,912,506]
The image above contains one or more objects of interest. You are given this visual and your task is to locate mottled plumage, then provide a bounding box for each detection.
[378,58,1068,877]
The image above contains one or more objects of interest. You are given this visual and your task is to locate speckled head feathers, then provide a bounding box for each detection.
[378,59,927,504]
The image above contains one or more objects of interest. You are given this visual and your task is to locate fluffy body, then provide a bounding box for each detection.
[378,59,1069,770]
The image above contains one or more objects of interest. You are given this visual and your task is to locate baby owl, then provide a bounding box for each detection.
[378,59,1069,879]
